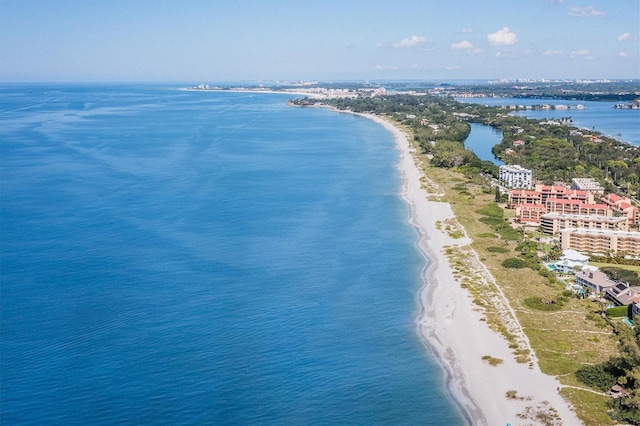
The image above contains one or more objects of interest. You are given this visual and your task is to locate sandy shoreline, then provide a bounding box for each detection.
[350,112,582,426]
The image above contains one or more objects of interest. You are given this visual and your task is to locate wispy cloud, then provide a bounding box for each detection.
[570,49,593,59]
[450,40,483,54]
[461,28,473,33]
[450,40,474,50]
[445,65,461,70]
[568,6,605,18]
[542,49,563,56]
[487,27,517,46]
[617,32,631,42]
[619,52,628,58]
[392,35,426,48]
[374,64,399,71]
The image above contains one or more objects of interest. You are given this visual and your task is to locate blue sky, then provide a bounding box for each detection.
[1,0,638,82]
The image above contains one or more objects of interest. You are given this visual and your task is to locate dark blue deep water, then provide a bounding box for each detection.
[1,85,463,425]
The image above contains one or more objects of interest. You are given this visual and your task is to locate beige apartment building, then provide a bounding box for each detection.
[541,212,628,236]
[560,228,640,256]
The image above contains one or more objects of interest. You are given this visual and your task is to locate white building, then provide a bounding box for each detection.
[553,249,589,274]
[499,165,532,189]
[571,177,604,193]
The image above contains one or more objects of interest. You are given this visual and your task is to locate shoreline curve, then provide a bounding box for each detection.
[347,110,582,426]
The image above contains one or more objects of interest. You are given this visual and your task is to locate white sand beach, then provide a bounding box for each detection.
[358,113,583,426]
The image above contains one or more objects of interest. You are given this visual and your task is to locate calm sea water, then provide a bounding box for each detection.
[0,84,464,425]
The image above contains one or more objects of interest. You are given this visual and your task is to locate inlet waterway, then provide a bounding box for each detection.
[458,97,639,147]
[463,123,504,165]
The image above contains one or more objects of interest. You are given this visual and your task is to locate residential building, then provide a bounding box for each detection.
[560,228,640,256]
[601,193,639,225]
[509,190,542,207]
[540,212,628,235]
[632,303,640,320]
[553,249,590,274]
[572,177,604,193]
[605,282,640,307]
[545,199,611,216]
[534,184,594,204]
[509,185,594,208]
[499,165,532,189]
[574,268,617,293]
[515,203,547,223]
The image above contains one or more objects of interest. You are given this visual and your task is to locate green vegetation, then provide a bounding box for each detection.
[486,246,510,253]
[442,80,639,102]
[502,258,527,268]
[591,262,640,274]
[489,121,640,196]
[482,355,504,366]
[505,389,521,399]
[523,296,565,311]
[606,306,630,318]
[476,202,523,241]
[576,363,621,391]
[560,388,613,426]
[601,267,640,287]
[573,324,640,423]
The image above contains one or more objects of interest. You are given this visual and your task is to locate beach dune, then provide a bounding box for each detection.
[361,113,582,426]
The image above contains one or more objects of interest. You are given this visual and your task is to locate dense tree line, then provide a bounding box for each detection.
[576,327,640,424]
[301,94,498,178]
[444,80,640,102]
[485,113,640,196]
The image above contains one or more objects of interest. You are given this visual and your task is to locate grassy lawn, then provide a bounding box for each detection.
[590,261,640,274]
[420,161,620,425]
[560,388,613,426]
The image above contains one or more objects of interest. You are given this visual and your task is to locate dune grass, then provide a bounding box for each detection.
[420,162,619,425]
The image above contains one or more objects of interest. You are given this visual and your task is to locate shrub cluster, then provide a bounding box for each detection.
[575,363,621,392]
[606,306,630,318]
[486,246,510,253]
[523,296,564,311]
[502,258,526,268]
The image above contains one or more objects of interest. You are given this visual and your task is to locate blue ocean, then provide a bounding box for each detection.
[0,84,464,425]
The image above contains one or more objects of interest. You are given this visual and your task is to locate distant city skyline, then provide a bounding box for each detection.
[1,0,638,82]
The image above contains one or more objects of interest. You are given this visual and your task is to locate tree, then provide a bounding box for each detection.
[431,140,471,168]
[548,244,563,261]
